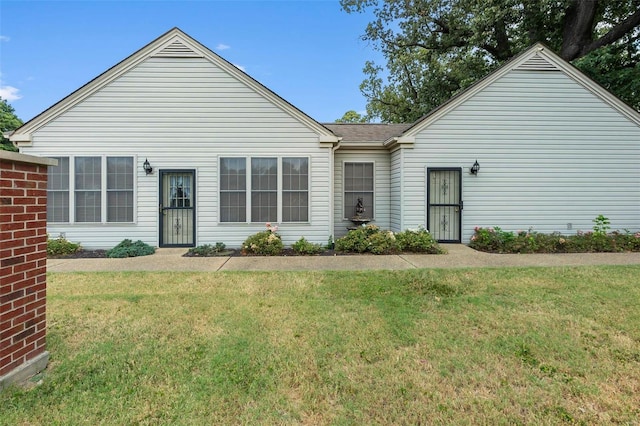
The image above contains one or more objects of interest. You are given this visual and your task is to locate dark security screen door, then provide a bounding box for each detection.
[427,168,462,243]
[160,170,195,247]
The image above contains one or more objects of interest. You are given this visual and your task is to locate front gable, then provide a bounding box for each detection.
[11,28,338,146]
[402,43,640,137]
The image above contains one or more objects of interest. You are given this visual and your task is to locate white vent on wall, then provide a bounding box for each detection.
[516,54,559,71]
[154,40,202,58]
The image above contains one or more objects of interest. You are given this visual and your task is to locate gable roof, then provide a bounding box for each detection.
[11,28,338,143]
[398,42,640,139]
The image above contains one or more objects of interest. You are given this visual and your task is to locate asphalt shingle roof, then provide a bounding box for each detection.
[323,123,413,143]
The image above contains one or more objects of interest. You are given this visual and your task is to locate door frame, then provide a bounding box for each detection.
[159,169,196,248]
[426,167,463,243]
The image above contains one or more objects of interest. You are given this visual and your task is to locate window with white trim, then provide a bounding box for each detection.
[47,157,70,222]
[343,162,374,219]
[219,156,309,223]
[46,156,135,223]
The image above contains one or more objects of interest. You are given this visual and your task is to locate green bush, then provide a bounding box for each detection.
[186,242,227,257]
[242,230,283,256]
[292,237,325,255]
[395,227,443,254]
[470,225,640,254]
[106,239,155,258]
[335,225,400,255]
[47,235,81,256]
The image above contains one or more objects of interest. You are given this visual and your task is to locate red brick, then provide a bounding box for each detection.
[14,180,37,189]
[12,342,35,360]
[12,326,35,343]
[13,260,38,274]
[1,255,25,268]
[26,204,46,213]
[26,173,47,181]
[13,163,37,173]
[14,197,36,205]
[0,289,24,304]
[0,217,11,227]
[0,271,24,286]
[12,294,36,309]
[13,213,36,222]
[37,181,47,189]
[26,268,46,279]
[0,323,23,341]
[0,222,25,232]
[0,171,25,180]
[15,245,36,256]
[0,205,24,214]
[26,220,47,229]
[11,310,35,326]
[25,298,45,313]
[26,328,45,344]
[0,340,22,359]
[0,357,24,376]
[26,235,46,245]
[12,278,36,292]
[2,188,25,197]
[0,178,12,188]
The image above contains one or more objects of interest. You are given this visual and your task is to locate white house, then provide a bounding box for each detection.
[11,28,640,248]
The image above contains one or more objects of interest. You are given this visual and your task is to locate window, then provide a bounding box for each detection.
[344,162,374,219]
[107,157,134,222]
[220,156,309,223]
[47,157,70,222]
[282,157,308,222]
[75,156,101,222]
[220,158,246,222]
[251,158,277,222]
[46,156,134,223]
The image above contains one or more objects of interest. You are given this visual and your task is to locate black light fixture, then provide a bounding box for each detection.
[143,158,153,175]
[470,160,480,175]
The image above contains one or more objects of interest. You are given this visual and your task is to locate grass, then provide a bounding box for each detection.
[2,266,639,424]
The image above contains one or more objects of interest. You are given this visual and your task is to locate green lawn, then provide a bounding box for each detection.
[2,266,639,424]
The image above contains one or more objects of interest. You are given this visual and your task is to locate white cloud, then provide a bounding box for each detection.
[0,35,9,42]
[216,43,230,51]
[0,85,22,101]
[234,64,246,72]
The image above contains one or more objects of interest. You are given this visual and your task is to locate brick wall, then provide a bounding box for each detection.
[1,151,56,386]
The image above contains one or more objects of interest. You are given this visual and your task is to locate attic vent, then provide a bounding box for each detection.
[154,40,202,58]
[516,54,559,71]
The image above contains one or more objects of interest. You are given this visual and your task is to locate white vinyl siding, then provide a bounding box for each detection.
[334,151,391,238]
[403,69,640,242]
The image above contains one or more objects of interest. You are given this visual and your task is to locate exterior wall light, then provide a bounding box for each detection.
[470,160,480,175]
[143,158,153,175]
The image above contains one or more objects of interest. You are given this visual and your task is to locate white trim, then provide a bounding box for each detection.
[341,160,376,221]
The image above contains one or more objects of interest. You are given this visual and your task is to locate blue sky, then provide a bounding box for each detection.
[0,0,383,123]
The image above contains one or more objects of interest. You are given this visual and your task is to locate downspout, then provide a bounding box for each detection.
[329,139,342,245]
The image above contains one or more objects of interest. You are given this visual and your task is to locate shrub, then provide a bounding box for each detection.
[186,242,227,257]
[47,235,81,256]
[470,223,640,254]
[242,224,283,256]
[395,227,443,254]
[292,237,325,255]
[335,225,400,255]
[106,239,155,258]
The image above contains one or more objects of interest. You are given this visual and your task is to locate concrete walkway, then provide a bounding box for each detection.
[46,244,640,272]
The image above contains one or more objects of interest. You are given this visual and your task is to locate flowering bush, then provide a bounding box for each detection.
[395,226,444,254]
[470,225,640,254]
[335,224,400,254]
[241,223,283,256]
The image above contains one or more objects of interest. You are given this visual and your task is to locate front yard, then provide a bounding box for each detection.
[2,266,639,424]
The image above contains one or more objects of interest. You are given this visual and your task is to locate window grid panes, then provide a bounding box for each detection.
[344,162,374,219]
[282,157,308,222]
[107,157,134,222]
[220,156,309,223]
[47,157,70,222]
[220,158,247,222]
[251,158,277,222]
[75,157,101,222]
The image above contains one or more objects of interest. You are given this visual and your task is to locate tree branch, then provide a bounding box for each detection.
[579,8,640,59]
